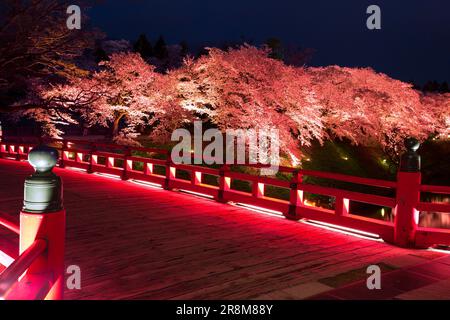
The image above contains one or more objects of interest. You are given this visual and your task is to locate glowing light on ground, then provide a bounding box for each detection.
[178,189,214,199]
[0,250,14,268]
[129,179,162,189]
[66,166,87,172]
[230,202,284,218]
[301,219,382,241]
[428,247,450,254]
[93,172,121,180]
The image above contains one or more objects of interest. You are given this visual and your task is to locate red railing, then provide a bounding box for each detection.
[0,211,20,235]
[0,206,64,300]
[1,136,449,252]
[0,239,49,300]
[0,137,65,300]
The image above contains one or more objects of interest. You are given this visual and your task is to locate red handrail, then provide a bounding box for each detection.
[0,212,19,235]
[1,136,449,249]
[0,239,47,299]
[420,184,450,194]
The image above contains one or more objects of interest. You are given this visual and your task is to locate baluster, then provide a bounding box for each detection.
[20,145,65,300]
[286,170,303,220]
[217,165,230,203]
[335,196,349,216]
[394,137,421,247]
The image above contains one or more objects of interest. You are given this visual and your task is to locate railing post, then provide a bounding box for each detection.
[252,180,264,198]
[217,165,230,203]
[122,147,132,180]
[394,138,421,247]
[87,143,96,174]
[335,196,350,217]
[286,170,302,220]
[192,171,202,185]
[145,162,153,175]
[20,145,66,299]
[0,143,5,159]
[15,144,21,161]
[0,120,4,160]
[59,140,69,168]
[164,157,174,190]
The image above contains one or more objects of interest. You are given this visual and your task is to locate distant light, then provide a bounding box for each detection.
[381,208,385,217]
[304,199,316,207]
[342,156,348,161]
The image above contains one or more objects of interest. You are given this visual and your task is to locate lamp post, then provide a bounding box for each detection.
[394,137,421,247]
[20,145,66,299]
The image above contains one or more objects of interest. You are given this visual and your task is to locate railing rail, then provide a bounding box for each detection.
[0,142,66,300]
[0,239,47,299]
[0,135,449,250]
[0,211,20,235]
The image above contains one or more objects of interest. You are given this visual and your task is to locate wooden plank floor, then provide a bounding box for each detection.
[0,158,445,300]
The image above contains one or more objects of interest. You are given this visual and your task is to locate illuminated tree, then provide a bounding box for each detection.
[0,0,97,112]
[22,53,189,143]
[15,46,450,162]
[309,66,450,155]
[175,45,324,164]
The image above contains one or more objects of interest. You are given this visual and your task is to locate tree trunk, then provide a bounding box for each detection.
[112,113,126,137]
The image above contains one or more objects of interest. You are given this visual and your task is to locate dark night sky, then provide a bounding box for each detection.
[89,0,450,84]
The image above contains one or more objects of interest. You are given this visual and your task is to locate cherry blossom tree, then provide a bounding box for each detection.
[15,45,449,163]
[174,45,324,164]
[0,0,98,112]
[309,66,450,156]
[22,52,189,143]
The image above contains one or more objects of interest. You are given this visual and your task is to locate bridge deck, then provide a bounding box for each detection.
[1,159,449,300]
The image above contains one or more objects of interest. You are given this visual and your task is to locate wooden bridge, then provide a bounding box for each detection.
[0,137,450,300]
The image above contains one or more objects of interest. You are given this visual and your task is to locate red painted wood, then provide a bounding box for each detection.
[420,184,450,194]
[0,158,447,300]
[0,239,47,298]
[417,202,450,213]
[1,137,449,252]
[300,183,396,208]
[0,211,19,235]
[394,172,421,247]
[300,169,397,188]
[19,210,66,300]
[3,274,51,300]
[416,227,450,248]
